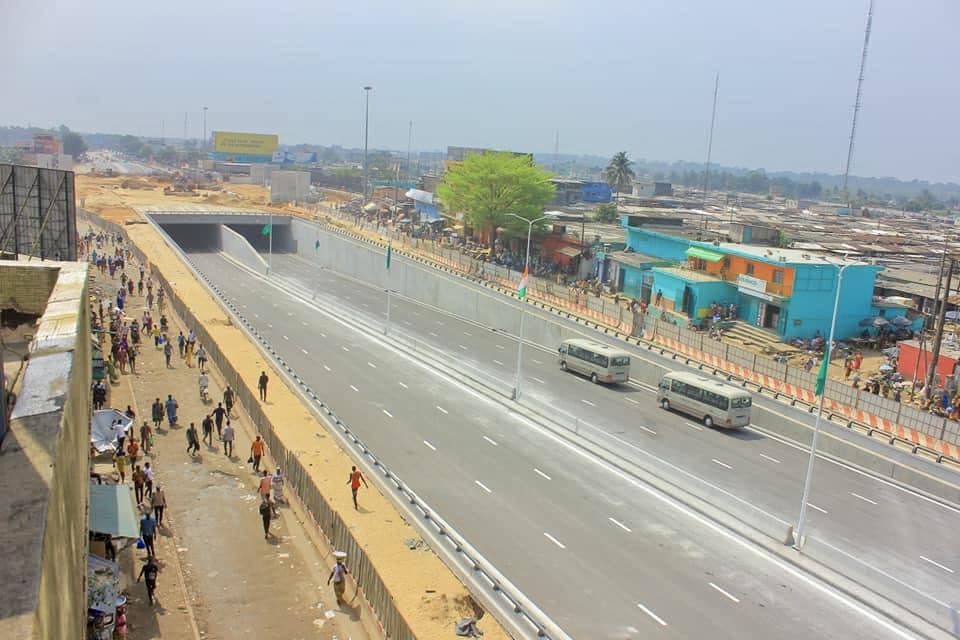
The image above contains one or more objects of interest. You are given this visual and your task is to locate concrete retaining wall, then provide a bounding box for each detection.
[220,225,267,273]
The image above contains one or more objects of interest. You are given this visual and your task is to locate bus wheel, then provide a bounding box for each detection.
[661,399,670,411]
[590,372,599,384]
[704,415,714,428]
[560,361,568,371]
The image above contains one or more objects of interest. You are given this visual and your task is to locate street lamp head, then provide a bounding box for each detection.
[363,86,373,91]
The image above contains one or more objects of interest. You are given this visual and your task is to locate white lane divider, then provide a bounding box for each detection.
[302,321,308,326]
[253,313,259,318]
[464,331,472,336]
[267,323,273,328]
[708,582,740,603]
[712,458,732,470]
[608,517,632,533]
[362,303,369,308]
[287,311,294,316]
[323,365,331,372]
[543,532,566,549]
[350,385,359,392]
[851,492,878,506]
[684,421,704,431]
[534,468,552,480]
[436,406,448,415]
[458,344,469,351]
[483,435,498,447]
[637,603,668,627]
[806,502,828,515]
[301,348,309,355]
[367,362,377,369]
[282,335,289,341]
[242,304,247,308]
[919,555,954,574]
[639,425,657,436]
[493,359,505,366]
[423,440,436,451]
[531,376,545,384]
[760,453,781,464]
[496,344,505,350]
[404,321,413,326]
[398,381,408,389]
[475,480,492,493]
[582,399,596,407]
[625,397,639,405]
[532,359,543,365]
[342,346,350,352]
[429,331,438,337]
[320,333,327,338]
[382,409,393,418]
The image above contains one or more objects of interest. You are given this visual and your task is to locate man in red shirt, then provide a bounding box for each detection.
[347,466,368,510]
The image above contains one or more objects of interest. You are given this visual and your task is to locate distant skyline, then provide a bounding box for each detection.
[3,1,958,183]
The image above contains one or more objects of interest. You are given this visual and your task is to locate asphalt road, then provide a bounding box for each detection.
[184,249,932,640]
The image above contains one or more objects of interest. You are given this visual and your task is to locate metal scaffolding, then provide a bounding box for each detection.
[0,164,77,261]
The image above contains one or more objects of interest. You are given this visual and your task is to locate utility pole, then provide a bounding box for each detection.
[362,86,373,204]
[702,72,719,208]
[183,112,188,147]
[842,0,874,206]
[553,128,560,173]
[161,120,165,146]
[202,106,208,153]
[926,254,955,392]
[405,121,413,185]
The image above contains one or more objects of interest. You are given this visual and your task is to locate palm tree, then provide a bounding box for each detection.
[604,151,635,210]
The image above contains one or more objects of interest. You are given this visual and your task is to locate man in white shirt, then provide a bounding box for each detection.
[222,421,235,457]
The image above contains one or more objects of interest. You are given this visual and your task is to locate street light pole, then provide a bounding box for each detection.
[792,260,850,549]
[202,106,207,155]
[507,213,550,401]
[362,86,372,205]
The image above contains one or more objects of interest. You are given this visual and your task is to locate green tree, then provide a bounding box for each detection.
[595,202,618,223]
[59,127,88,159]
[604,151,635,206]
[437,152,555,248]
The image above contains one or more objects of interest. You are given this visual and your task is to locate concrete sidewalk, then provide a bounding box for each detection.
[90,243,371,640]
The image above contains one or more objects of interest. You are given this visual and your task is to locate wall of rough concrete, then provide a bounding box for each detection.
[220,225,268,272]
[0,263,60,314]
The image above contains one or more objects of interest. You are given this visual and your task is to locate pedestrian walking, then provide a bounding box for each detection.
[137,556,160,606]
[271,467,285,504]
[250,435,265,472]
[186,422,200,455]
[128,344,138,374]
[163,338,173,368]
[139,510,157,557]
[146,290,154,310]
[201,414,214,446]
[327,553,349,605]
[222,421,235,457]
[151,485,167,526]
[196,344,207,373]
[143,462,155,498]
[223,386,235,417]
[151,398,164,430]
[126,436,140,467]
[258,370,269,402]
[132,465,146,504]
[347,466,368,510]
[258,469,272,502]
[177,331,186,359]
[140,421,153,455]
[259,497,272,539]
[113,448,127,483]
[213,402,226,438]
[165,394,179,426]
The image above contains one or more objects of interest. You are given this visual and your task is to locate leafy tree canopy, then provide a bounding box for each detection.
[437,152,555,246]
[595,202,619,223]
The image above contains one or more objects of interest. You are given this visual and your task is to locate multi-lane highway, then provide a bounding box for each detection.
[181,245,952,639]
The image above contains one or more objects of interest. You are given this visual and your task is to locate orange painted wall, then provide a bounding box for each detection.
[698,255,795,297]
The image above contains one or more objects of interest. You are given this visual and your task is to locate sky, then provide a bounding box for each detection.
[3,0,958,183]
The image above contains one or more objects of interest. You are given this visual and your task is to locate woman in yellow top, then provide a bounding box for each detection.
[113,448,127,483]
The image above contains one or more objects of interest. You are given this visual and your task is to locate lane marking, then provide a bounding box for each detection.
[581,399,596,407]
[242,304,247,308]
[531,376,545,384]
[350,385,359,392]
[532,359,543,365]
[404,320,413,326]
[919,555,954,574]
[368,361,377,369]
[475,480,492,493]
[458,344,469,351]
[322,365,331,372]
[382,409,393,418]
[543,532,566,549]
[423,440,436,451]
[760,453,781,464]
[301,348,309,355]
[436,406,448,415]
[496,344,505,350]
[464,331,473,336]
[709,582,740,603]
[684,421,704,431]
[483,435,498,447]
[362,303,369,308]
[342,346,350,352]
[320,333,327,338]
[637,603,668,627]
[850,492,877,506]
[608,517,632,533]
[429,331,438,337]
[806,502,828,514]
[534,468,552,480]
[287,311,294,316]
[282,335,289,340]
[398,381,408,389]
[712,458,733,470]
[639,425,657,436]
[493,359,505,366]
[254,313,259,318]
[302,321,308,326]
[268,323,273,328]
[625,397,639,405]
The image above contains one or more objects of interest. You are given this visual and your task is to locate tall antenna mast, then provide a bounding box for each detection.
[702,72,720,208]
[842,0,874,205]
[553,128,560,173]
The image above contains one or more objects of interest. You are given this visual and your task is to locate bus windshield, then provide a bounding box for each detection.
[610,356,630,367]
[731,397,752,408]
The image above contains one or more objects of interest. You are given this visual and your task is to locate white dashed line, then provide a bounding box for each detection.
[532,359,543,365]
[320,333,327,338]
[543,532,566,549]
[760,454,781,464]
[475,480,492,493]
[684,421,704,431]
[382,409,393,418]
[429,331,438,337]
[349,385,359,392]
[282,335,289,341]
[639,425,657,436]
[464,331,472,336]
[637,603,668,627]
[493,359,505,366]
[398,381,408,389]
[806,502,828,514]
[367,362,377,369]
[342,346,350,352]
[534,468,552,480]
[436,406,448,415]
[458,344,468,351]
[287,312,294,316]
[423,440,436,451]
[267,323,273,328]
[253,313,259,318]
[404,321,413,326]
[302,321,308,326]
[362,303,369,308]
[625,397,639,404]
[483,436,498,447]
[496,344,505,350]
[709,582,740,603]
[919,555,954,574]
[301,348,309,355]
[712,458,732,470]
[851,492,878,506]
[581,399,596,407]
[531,377,545,384]
[242,304,247,308]
[323,365,331,372]
[608,517,632,533]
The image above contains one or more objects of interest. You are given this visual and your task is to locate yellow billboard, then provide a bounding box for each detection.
[212,131,278,155]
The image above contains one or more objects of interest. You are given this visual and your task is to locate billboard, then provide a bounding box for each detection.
[0,164,77,260]
[212,131,278,156]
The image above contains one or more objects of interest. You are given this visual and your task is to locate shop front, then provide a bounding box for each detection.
[737,274,791,335]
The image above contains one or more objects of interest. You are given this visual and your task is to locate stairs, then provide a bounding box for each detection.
[723,321,790,353]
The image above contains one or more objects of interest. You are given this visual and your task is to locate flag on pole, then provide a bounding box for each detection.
[385,242,392,270]
[814,350,830,396]
[261,223,272,237]
[518,265,528,300]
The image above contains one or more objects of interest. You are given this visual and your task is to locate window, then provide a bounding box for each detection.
[722,257,731,268]
[731,397,752,408]
[746,263,755,275]
[610,356,630,367]
[772,269,784,284]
